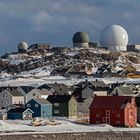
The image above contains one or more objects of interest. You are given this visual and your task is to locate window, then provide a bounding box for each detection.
[96,114,100,117]
[116,114,120,117]
[35,104,39,108]
[129,110,133,116]
[106,110,110,115]
[2,95,5,98]
[96,121,100,124]
[54,103,59,106]
[32,93,36,96]
[42,111,46,114]
[54,110,59,114]
[116,121,120,124]
[27,104,31,108]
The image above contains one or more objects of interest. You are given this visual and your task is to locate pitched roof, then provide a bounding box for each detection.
[47,95,72,103]
[90,96,133,109]
[7,108,26,113]
[90,80,107,87]
[33,98,51,105]
[111,86,134,96]
[7,89,23,96]
[84,86,109,91]
[38,84,52,90]
[39,89,52,95]
[49,83,70,95]
[7,108,34,113]
[20,86,35,93]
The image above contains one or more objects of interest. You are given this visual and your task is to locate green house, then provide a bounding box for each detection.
[47,95,77,117]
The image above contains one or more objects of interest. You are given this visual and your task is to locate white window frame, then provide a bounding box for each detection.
[27,104,31,107]
[54,110,59,114]
[27,104,31,108]
[54,103,59,106]
[96,114,100,117]
[35,104,39,108]
[96,121,100,124]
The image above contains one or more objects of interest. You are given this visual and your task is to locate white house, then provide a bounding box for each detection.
[27,89,52,102]
[77,96,93,115]
[0,89,24,109]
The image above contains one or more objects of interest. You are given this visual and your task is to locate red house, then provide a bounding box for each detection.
[89,96,137,127]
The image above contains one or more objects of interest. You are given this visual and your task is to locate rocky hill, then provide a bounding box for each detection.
[0,47,140,80]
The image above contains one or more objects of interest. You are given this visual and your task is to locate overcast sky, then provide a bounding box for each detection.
[0,0,139,55]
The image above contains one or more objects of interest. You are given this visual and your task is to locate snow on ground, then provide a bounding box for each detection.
[66,51,79,56]
[0,76,139,87]
[18,66,52,77]
[0,119,140,135]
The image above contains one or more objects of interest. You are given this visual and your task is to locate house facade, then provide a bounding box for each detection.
[7,108,33,120]
[17,86,35,104]
[90,96,137,127]
[77,96,93,115]
[25,98,52,118]
[47,95,77,117]
[0,90,24,109]
[26,89,52,102]
[74,80,108,99]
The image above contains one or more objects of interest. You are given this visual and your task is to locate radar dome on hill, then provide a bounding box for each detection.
[18,41,28,53]
[100,25,128,51]
[73,31,89,48]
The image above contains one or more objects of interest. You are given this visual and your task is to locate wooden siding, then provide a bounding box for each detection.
[68,96,77,117]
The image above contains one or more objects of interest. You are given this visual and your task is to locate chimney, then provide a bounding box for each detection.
[117,81,119,86]
[115,89,118,96]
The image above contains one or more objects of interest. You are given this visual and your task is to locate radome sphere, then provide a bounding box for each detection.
[18,41,28,53]
[73,31,89,48]
[100,25,128,51]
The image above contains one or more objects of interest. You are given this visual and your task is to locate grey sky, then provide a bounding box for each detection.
[0,0,139,55]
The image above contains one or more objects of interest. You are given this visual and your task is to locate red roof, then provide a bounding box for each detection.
[90,96,133,109]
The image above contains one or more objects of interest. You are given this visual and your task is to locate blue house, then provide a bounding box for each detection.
[7,108,33,120]
[25,98,52,118]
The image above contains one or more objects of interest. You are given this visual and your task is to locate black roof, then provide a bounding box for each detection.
[47,95,72,103]
[7,108,26,113]
[20,86,35,93]
[0,86,18,92]
[37,84,52,90]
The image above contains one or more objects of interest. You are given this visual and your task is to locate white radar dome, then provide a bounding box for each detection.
[18,41,28,53]
[100,25,128,51]
[18,41,28,50]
